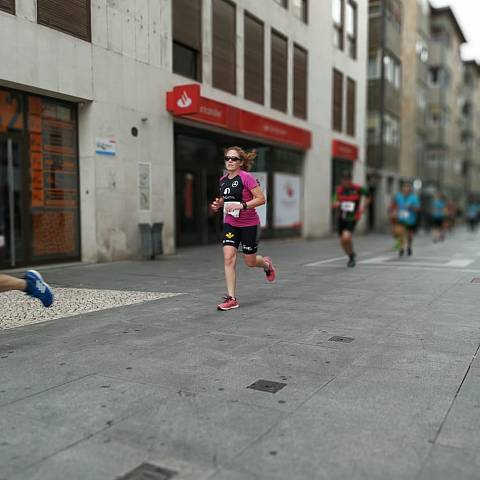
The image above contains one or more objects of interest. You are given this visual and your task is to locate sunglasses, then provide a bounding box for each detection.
[224,155,241,162]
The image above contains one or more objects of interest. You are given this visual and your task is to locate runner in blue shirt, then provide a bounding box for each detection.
[391,182,420,257]
[466,197,478,232]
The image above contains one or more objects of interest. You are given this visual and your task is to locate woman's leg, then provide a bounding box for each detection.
[243,254,268,269]
[0,274,26,293]
[223,246,238,298]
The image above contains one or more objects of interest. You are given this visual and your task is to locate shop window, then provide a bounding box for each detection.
[244,12,264,105]
[332,0,344,50]
[212,0,236,94]
[332,69,343,132]
[37,0,91,42]
[346,77,356,136]
[0,0,15,14]
[172,0,202,81]
[293,44,308,119]
[28,96,80,261]
[271,29,288,113]
[346,0,357,60]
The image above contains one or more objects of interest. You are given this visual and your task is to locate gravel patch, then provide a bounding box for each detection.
[0,288,182,330]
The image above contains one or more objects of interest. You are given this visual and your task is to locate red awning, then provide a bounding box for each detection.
[166,84,311,150]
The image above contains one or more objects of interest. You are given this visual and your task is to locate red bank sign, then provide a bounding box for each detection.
[331,139,359,161]
[166,84,311,150]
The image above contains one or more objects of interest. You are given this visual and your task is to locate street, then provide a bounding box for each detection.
[2,230,480,479]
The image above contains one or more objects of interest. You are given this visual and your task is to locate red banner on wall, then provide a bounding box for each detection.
[166,85,311,150]
[331,139,359,161]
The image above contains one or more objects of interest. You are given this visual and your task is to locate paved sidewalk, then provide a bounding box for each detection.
[2,231,480,479]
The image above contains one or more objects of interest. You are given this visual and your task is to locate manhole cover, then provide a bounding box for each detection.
[117,463,177,480]
[329,336,354,343]
[247,379,287,394]
[471,278,480,283]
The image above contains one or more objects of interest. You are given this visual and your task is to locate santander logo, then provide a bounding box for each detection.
[177,91,192,109]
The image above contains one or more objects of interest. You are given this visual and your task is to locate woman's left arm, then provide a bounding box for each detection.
[245,186,265,209]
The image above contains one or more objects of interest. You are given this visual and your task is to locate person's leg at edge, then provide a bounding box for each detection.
[340,230,356,267]
[223,246,237,299]
[0,274,27,293]
[407,228,414,256]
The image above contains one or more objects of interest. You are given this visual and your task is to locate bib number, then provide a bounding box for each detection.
[224,201,241,218]
[399,209,409,220]
[341,201,355,213]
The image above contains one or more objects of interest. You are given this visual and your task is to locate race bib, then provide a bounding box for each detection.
[341,201,355,213]
[399,209,410,220]
[224,201,241,218]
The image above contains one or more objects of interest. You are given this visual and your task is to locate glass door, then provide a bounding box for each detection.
[0,138,26,268]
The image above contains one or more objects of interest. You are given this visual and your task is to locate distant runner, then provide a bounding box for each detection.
[390,182,420,257]
[0,270,54,307]
[211,147,276,311]
[332,171,370,267]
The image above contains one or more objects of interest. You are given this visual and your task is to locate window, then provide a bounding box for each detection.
[346,78,356,136]
[172,0,202,81]
[369,0,381,17]
[384,114,400,147]
[212,0,236,94]
[244,13,264,105]
[428,107,449,127]
[293,44,308,119]
[386,0,402,32]
[273,0,288,6]
[416,37,429,63]
[346,0,357,59]
[333,0,344,50]
[0,0,15,14]
[292,0,308,23]
[368,52,380,79]
[332,69,343,132]
[416,86,427,110]
[271,30,288,112]
[431,26,451,48]
[429,67,449,87]
[37,0,91,41]
[383,54,401,89]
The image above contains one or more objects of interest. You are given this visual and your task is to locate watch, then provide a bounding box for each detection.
[242,201,248,210]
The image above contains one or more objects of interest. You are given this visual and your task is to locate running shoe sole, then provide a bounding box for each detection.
[217,304,240,311]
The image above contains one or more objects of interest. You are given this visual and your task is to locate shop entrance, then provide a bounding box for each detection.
[175,133,224,246]
[0,137,27,268]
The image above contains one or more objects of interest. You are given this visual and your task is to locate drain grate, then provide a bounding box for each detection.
[247,379,287,394]
[117,463,177,480]
[329,336,354,343]
[471,278,480,283]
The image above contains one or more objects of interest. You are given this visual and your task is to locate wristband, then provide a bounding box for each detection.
[242,201,248,210]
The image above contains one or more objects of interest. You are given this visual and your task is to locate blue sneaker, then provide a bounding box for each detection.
[23,270,54,308]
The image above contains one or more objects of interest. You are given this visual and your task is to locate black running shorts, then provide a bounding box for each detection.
[222,223,260,254]
[338,219,357,236]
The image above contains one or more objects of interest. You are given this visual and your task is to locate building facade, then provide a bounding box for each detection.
[0,0,368,269]
[424,6,466,200]
[366,0,403,230]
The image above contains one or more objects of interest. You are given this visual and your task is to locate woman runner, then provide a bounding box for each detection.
[211,147,276,311]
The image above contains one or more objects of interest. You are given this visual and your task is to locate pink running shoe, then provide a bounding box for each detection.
[264,257,276,282]
[217,296,239,311]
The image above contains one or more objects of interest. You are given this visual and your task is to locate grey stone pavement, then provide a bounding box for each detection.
[2,230,480,479]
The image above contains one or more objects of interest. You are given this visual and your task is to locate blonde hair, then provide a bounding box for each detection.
[225,146,257,171]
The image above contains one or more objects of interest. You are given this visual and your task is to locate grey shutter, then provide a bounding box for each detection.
[271,29,288,112]
[293,44,307,119]
[244,13,264,104]
[173,0,202,51]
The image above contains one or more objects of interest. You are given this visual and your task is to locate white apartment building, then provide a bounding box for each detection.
[0,0,367,268]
